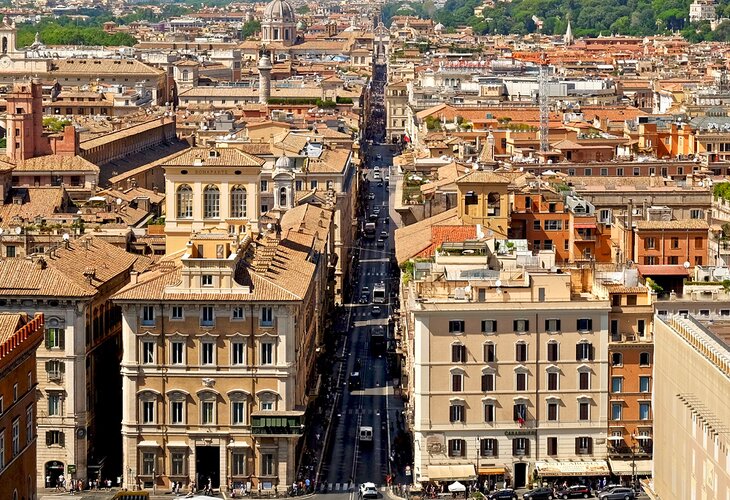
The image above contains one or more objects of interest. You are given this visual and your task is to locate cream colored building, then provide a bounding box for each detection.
[401,243,610,489]
[650,315,730,499]
[114,205,332,491]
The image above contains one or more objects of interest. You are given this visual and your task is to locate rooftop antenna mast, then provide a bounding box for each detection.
[539,52,550,153]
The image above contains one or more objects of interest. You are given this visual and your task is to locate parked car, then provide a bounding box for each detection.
[359,482,378,499]
[488,489,517,500]
[556,485,591,499]
[367,193,375,200]
[598,488,635,500]
[523,487,555,499]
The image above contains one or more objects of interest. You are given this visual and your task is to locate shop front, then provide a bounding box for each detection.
[534,460,610,488]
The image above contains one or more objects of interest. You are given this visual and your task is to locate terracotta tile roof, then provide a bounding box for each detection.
[13,155,99,173]
[0,259,95,297]
[416,225,478,259]
[51,58,165,77]
[456,170,511,184]
[0,313,23,346]
[395,208,471,264]
[238,143,274,155]
[306,147,351,174]
[161,147,265,168]
[635,219,709,231]
[0,187,65,229]
[80,118,174,151]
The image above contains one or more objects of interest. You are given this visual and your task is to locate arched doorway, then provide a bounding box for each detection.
[45,461,64,488]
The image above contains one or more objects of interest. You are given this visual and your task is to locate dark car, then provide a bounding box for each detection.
[488,489,517,500]
[598,488,635,500]
[523,487,555,499]
[556,485,592,499]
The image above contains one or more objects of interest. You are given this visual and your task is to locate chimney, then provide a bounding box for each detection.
[36,256,47,270]
[83,268,96,284]
[130,270,139,285]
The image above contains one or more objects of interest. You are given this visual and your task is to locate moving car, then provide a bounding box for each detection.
[375,154,382,161]
[556,485,591,499]
[348,372,362,390]
[359,293,369,304]
[380,231,388,239]
[523,487,555,499]
[368,193,375,200]
[488,489,518,500]
[360,482,378,499]
[598,488,635,500]
[377,238,385,247]
[371,305,381,316]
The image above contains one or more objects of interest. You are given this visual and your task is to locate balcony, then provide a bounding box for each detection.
[609,332,652,344]
[574,231,596,242]
[251,412,305,437]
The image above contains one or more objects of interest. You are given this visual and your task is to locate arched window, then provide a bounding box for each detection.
[182,69,189,81]
[176,184,193,219]
[231,186,247,218]
[203,185,220,219]
[279,187,287,208]
[2,37,7,54]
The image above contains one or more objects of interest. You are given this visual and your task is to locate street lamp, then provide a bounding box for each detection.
[630,432,637,489]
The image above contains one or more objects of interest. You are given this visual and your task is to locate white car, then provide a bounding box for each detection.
[360,482,378,499]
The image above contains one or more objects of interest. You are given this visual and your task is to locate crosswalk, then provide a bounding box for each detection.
[325,482,388,492]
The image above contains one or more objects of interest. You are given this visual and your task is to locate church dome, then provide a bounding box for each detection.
[275,155,293,170]
[263,0,296,23]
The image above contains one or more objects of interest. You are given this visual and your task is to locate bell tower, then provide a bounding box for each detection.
[0,16,17,56]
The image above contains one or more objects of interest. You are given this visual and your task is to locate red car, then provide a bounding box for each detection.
[556,485,592,499]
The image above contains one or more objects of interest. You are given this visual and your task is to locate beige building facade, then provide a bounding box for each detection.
[114,205,332,491]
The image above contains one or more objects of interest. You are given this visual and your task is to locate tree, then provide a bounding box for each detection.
[241,20,261,40]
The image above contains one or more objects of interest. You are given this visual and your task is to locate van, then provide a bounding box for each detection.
[112,493,150,500]
[359,426,373,442]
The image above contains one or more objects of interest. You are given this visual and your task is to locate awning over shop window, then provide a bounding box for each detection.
[535,460,609,477]
[608,459,652,476]
[574,222,597,229]
[478,467,506,475]
[426,464,477,481]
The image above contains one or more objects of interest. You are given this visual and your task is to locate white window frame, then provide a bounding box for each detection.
[260,307,273,327]
[232,400,247,426]
[171,400,185,425]
[481,319,497,334]
[170,340,185,365]
[201,399,215,425]
[142,400,155,424]
[201,275,214,287]
[448,320,465,334]
[48,393,61,416]
[141,340,155,364]
[201,306,215,327]
[11,418,19,456]
[171,306,184,320]
[232,306,245,321]
[232,341,246,365]
[260,342,274,365]
[142,306,155,326]
[611,402,623,420]
[25,405,32,444]
[201,341,215,365]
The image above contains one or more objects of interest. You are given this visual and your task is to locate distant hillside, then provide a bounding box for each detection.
[384,0,730,42]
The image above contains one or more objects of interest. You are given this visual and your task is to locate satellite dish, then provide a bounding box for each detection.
[464,285,472,294]
[267,223,273,230]
[495,279,502,288]
[62,233,70,241]
[15,227,22,235]
[116,198,122,205]
[683,261,691,269]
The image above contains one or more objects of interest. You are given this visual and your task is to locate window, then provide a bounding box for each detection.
[0,431,3,468]
[176,184,193,219]
[487,192,501,216]
[11,418,19,456]
[232,307,245,320]
[46,430,64,447]
[547,372,559,391]
[599,209,611,225]
[612,352,623,366]
[48,393,61,416]
[142,452,155,475]
[639,352,651,366]
[533,240,541,251]
[600,168,608,176]
[46,359,64,381]
[261,204,269,213]
[547,402,558,421]
[584,168,592,176]
[451,344,466,362]
[260,342,274,365]
[513,319,529,333]
[201,400,215,425]
[671,237,679,249]
[260,180,268,192]
[142,400,155,423]
[171,341,184,365]
[639,403,651,420]
[544,220,562,231]
[12,384,16,402]
[45,328,64,349]
[611,403,622,420]
[449,403,465,423]
[513,403,527,423]
[568,168,576,176]
[644,237,656,250]
[232,401,246,425]
[202,342,214,365]
[545,319,561,333]
[690,209,704,219]
[231,186,247,218]
[142,341,155,364]
[484,403,495,423]
[260,307,273,327]
[448,320,465,334]
[516,372,527,391]
[547,437,558,456]
[695,236,703,249]
[616,168,624,177]
[480,438,497,457]
[483,343,496,362]
[201,306,214,326]
[448,439,465,457]
[639,376,651,393]
[611,377,623,393]
[295,180,303,191]
[25,406,32,444]
[261,453,275,476]
[481,372,495,392]
[576,437,592,455]
[310,180,319,190]
[451,372,463,392]
[171,452,186,476]
[576,342,593,361]
[481,320,497,333]
[5,245,15,257]
[547,341,559,361]
[171,401,184,424]
[579,402,590,421]
[515,343,528,362]
[232,342,246,365]
[232,452,246,476]
[644,256,657,265]
[577,318,593,332]
[533,220,541,230]
[171,306,183,320]
[579,371,590,390]
[142,306,155,326]
[512,438,529,456]
[202,275,213,287]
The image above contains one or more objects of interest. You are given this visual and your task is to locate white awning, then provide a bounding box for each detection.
[137,440,160,448]
[535,460,609,477]
[166,441,189,448]
[609,459,652,476]
[426,464,477,481]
